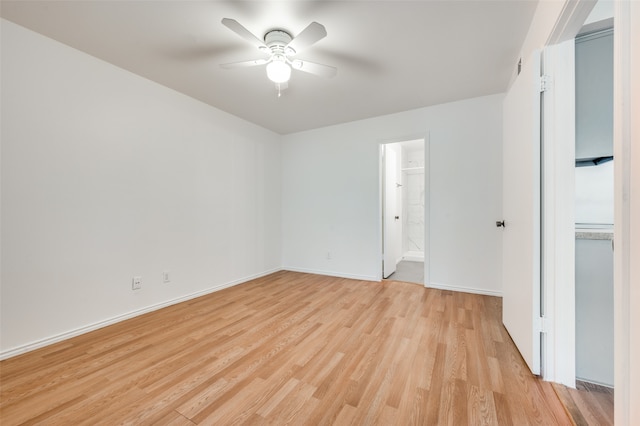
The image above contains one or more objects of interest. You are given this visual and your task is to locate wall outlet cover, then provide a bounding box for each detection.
[132,276,142,290]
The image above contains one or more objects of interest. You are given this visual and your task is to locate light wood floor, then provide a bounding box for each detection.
[1,271,572,425]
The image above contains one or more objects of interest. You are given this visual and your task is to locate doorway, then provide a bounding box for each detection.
[381,138,426,285]
[574,20,614,390]
[537,0,616,423]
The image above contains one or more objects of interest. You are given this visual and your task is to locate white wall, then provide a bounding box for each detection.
[575,237,614,386]
[575,161,614,224]
[585,0,614,25]
[0,20,282,357]
[281,95,503,295]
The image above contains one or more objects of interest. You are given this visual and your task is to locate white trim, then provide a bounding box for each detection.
[541,40,577,387]
[403,251,424,262]
[377,143,384,281]
[284,268,502,298]
[0,268,282,361]
[613,1,639,424]
[282,267,378,282]
[575,377,615,390]
[423,132,431,289]
[547,0,597,45]
[427,281,502,298]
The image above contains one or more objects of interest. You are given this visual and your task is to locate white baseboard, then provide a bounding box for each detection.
[403,251,425,262]
[1,271,500,360]
[283,266,379,282]
[427,281,502,297]
[0,268,282,361]
[575,377,614,389]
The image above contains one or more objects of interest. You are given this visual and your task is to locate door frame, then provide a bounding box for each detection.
[543,2,639,423]
[539,40,577,387]
[534,0,596,387]
[378,133,430,286]
[612,2,639,423]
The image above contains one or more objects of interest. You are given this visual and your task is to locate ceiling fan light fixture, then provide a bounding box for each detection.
[266,59,291,83]
[220,19,335,89]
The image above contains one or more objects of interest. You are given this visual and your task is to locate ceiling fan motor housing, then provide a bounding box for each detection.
[263,30,295,55]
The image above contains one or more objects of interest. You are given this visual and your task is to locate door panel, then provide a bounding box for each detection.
[502,52,541,375]
[383,146,399,278]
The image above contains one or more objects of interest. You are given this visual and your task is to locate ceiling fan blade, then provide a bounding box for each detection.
[291,59,337,78]
[286,22,327,54]
[221,18,267,50]
[220,58,269,69]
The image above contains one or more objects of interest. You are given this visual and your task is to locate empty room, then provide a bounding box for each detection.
[1,1,638,425]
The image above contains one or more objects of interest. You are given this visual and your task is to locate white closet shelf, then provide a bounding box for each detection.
[401,167,425,171]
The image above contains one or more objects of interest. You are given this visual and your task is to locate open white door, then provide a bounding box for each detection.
[383,146,400,278]
[502,51,542,375]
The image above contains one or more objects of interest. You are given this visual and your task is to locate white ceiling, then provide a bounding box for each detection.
[0,0,538,134]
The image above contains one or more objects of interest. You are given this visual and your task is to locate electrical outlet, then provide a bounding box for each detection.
[162,271,170,283]
[132,276,142,290]
[327,251,332,260]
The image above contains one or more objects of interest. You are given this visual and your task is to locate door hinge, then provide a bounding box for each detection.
[540,74,551,92]
[535,316,552,334]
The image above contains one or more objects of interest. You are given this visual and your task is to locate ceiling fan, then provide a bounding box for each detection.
[220,18,337,94]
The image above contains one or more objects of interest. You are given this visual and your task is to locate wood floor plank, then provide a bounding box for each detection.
[0,271,573,425]
[468,384,499,425]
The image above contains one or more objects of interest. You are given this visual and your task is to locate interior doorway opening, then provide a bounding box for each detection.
[535,0,617,423]
[381,138,426,285]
